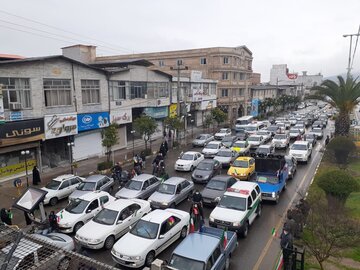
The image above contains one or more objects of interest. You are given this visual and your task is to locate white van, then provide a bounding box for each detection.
[235,116,254,132]
[243,122,265,135]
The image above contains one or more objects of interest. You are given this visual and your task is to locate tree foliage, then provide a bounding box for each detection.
[133,115,158,150]
[101,123,119,162]
[164,116,182,131]
[211,108,227,126]
[324,136,356,168]
[203,114,214,131]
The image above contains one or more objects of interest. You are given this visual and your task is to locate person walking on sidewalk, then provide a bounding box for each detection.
[32,166,41,185]
[280,226,294,270]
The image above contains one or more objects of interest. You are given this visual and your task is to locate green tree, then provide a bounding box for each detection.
[203,114,214,132]
[211,108,227,127]
[101,123,119,162]
[312,76,360,135]
[133,115,158,151]
[324,136,356,168]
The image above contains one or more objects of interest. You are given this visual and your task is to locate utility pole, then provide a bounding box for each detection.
[343,27,360,77]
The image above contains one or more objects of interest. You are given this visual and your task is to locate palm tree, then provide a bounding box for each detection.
[312,76,360,135]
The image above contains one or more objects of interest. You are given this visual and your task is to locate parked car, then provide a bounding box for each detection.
[255,145,275,156]
[174,151,204,172]
[285,155,297,179]
[31,232,75,251]
[267,125,281,136]
[289,128,301,139]
[235,129,248,141]
[289,141,312,163]
[75,198,151,250]
[289,118,297,125]
[276,122,286,133]
[213,149,239,168]
[214,128,232,140]
[57,191,115,233]
[256,130,272,143]
[202,141,223,158]
[69,175,114,201]
[41,174,84,206]
[115,174,161,199]
[192,159,221,184]
[148,177,194,209]
[312,120,324,129]
[304,133,317,146]
[221,136,238,148]
[294,124,305,134]
[272,133,290,149]
[247,135,265,149]
[192,134,214,147]
[111,209,190,268]
[201,176,238,206]
[231,140,250,156]
[227,156,255,180]
[311,127,324,139]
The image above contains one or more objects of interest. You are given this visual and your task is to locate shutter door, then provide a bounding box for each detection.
[73,131,103,161]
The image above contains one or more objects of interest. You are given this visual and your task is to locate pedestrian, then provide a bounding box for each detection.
[140,151,146,169]
[48,211,58,232]
[325,135,330,146]
[24,211,32,226]
[280,226,294,270]
[164,140,168,153]
[32,165,41,185]
[0,208,11,225]
[159,142,167,158]
[163,129,167,138]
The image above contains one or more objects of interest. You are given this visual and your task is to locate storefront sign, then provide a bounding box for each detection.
[0,118,44,147]
[169,104,177,118]
[144,106,168,119]
[251,98,260,117]
[78,112,110,132]
[110,109,132,125]
[10,111,23,121]
[287,73,298,80]
[44,113,78,139]
[0,88,4,124]
[200,100,217,111]
[192,83,203,102]
[0,159,36,178]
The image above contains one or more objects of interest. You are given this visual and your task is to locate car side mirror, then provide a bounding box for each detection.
[117,220,123,224]
[159,235,165,239]
[86,209,92,213]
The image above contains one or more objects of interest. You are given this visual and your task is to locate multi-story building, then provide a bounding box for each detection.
[95,46,253,124]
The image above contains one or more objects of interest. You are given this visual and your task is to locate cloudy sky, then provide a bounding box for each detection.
[0,0,359,81]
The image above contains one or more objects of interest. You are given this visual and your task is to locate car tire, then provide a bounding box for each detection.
[145,251,155,267]
[275,193,280,204]
[180,226,187,239]
[49,197,58,206]
[283,181,287,191]
[256,204,262,218]
[225,257,230,270]
[190,166,194,172]
[241,222,249,238]
[104,235,115,250]
[73,222,84,233]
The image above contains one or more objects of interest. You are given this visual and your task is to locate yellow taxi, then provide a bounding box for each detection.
[227,156,255,180]
[231,140,250,156]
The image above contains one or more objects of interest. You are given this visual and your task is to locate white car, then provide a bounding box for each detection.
[311,127,324,139]
[294,124,305,134]
[256,130,272,143]
[202,141,223,158]
[272,133,290,149]
[214,128,232,140]
[75,199,151,250]
[247,135,264,149]
[289,141,312,163]
[31,232,75,251]
[111,209,190,268]
[276,122,286,133]
[283,121,291,130]
[174,151,204,171]
[57,191,115,233]
[41,175,84,206]
[289,128,301,139]
[289,118,297,125]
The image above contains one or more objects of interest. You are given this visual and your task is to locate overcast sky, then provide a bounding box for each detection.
[0,0,359,81]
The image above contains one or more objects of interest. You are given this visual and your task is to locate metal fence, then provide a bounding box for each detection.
[0,224,117,270]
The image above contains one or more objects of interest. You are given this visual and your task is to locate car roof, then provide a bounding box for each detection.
[1,238,42,259]
[163,177,188,185]
[78,190,110,201]
[234,140,247,143]
[105,198,136,211]
[142,209,180,224]
[235,156,252,161]
[249,134,262,138]
[199,159,218,164]
[53,174,78,182]
[225,181,258,198]
[293,141,308,145]
[172,233,219,262]
[208,141,222,145]
[184,151,200,155]
[132,173,156,182]
[258,145,271,149]
[210,175,234,182]
[84,174,108,182]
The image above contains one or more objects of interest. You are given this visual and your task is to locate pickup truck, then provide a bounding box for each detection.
[167,227,237,270]
[253,154,289,204]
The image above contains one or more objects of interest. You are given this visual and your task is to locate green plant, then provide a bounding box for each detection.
[97,161,113,171]
[102,123,119,162]
[211,108,227,127]
[325,136,356,168]
[133,115,158,151]
[203,114,213,130]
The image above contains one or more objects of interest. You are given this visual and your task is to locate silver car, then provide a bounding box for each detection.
[69,175,114,201]
[192,134,214,147]
[213,149,239,168]
[148,177,194,209]
[115,174,161,199]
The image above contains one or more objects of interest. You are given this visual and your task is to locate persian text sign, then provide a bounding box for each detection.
[44,113,78,139]
[110,109,132,125]
[0,89,4,124]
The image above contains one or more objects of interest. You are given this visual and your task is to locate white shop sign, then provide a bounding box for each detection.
[44,113,78,139]
[110,108,132,125]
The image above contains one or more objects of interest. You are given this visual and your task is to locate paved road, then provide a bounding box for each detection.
[45,110,331,270]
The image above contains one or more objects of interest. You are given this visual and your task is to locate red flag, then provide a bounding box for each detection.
[220,229,228,248]
[189,217,195,233]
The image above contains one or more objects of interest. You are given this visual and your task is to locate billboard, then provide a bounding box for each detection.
[110,108,132,125]
[44,113,78,139]
[251,98,259,117]
[78,112,110,132]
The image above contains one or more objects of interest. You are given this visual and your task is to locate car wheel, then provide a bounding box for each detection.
[247,174,251,181]
[104,235,115,250]
[145,251,155,267]
[180,226,187,239]
[170,203,176,209]
[49,197,58,206]
[256,204,262,218]
[241,222,249,238]
[190,166,195,172]
[57,256,71,270]
[225,257,230,270]
[73,222,84,233]
[275,194,279,204]
[283,181,287,191]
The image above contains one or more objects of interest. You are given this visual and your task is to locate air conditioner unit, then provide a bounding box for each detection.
[9,102,22,111]
[115,101,122,106]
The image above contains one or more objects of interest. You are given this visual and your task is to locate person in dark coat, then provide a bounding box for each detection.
[280,227,294,270]
[32,166,41,185]
[48,211,58,232]
[0,208,11,225]
[159,142,167,158]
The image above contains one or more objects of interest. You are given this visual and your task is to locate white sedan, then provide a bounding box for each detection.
[111,209,190,268]
[57,191,115,233]
[75,199,151,250]
[31,233,75,251]
[214,128,232,140]
[202,141,223,158]
[256,130,272,143]
[174,151,204,172]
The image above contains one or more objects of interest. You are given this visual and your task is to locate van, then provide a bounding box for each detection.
[244,122,265,135]
[235,116,254,131]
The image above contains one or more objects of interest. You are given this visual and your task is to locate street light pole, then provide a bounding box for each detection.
[67,142,74,174]
[131,130,136,157]
[21,150,30,187]
[343,27,360,77]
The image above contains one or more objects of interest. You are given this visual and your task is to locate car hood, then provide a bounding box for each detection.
[210,206,246,223]
[289,149,307,155]
[41,187,56,198]
[192,139,205,144]
[231,147,247,153]
[213,156,232,163]
[112,232,154,256]
[148,191,174,203]
[227,167,248,175]
[201,188,224,200]
[257,182,281,193]
[192,169,212,177]
[202,148,219,154]
[69,190,91,200]
[76,220,112,240]
[115,188,141,199]
[175,159,193,166]
[57,209,81,225]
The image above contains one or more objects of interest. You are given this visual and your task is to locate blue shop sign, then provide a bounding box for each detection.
[78,112,110,131]
[144,106,168,119]
[251,98,259,117]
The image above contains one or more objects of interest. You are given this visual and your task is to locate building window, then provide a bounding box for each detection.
[222,72,229,80]
[148,82,169,98]
[43,79,71,107]
[0,77,31,109]
[240,73,246,80]
[200,57,207,65]
[239,88,245,96]
[210,84,216,95]
[233,72,237,80]
[81,80,100,104]
[130,81,147,99]
[177,59,183,66]
[159,60,165,67]
[223,57,229,64]
[110,80,126,100]
[221,89,228,97]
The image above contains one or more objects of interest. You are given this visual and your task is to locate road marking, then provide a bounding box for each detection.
[253,149,323,270]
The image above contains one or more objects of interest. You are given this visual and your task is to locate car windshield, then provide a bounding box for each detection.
[157,183,176,195]
[130,219,159,239]
[232,160,248,168]
[93,208,118,225]
[233,142,246,148]
[218,195,246,211]
[248,136,260,141]
[180,154,194,160]
[291,144,308,150]
[313,128,322,132]
[169,254,204,270]
[236,129,245,134]
[206,180,226,191]
[125,180,142,190]
[197,162,213,171]
[268,126,278,131]
[245,126,256,131]
[305,134,315,139]
[65,199,89,214]
[256,175,279,184]
[205,144,218,149]
[222,137,233,142]
[285,157,294,165]
[196,135,207,140]
[217,150,232,157]
[289,129,299,133]
[274,134,286,139]
[295,125,303,128]
[257,147,270,154]
[219,130,227,134]
[257,131,268,136]
[77,182,96,191]
[46,180,61,190]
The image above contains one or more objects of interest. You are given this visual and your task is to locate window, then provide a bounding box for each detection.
[70,177,80,185]
[206,258,213,270]
[100,196,109,205]
[177,59,183,66]
[223,57,229,64]
[247,196,253,208]
[159,60,165,67]
[221,89,228,97]
[251,190,257,201]
[181,180,190,189]
[142,180,150,190]
[119,207,131,220]
[96,180,103,190]
[60,180,70,189]
[0,77,31,109]
[129,203,141,214]
[110,80,126,100]
[159,216,180,235]
[255,185,261,194]
[240,73,246,80]
[130,81,147,99]
[222,72,229,80]
[88,199,99,211]
[239,88,245,96]
[148,82,169,98]
[149,177,159,185]
[227,178,237,187]
[44,79,71,107]
[233,72,237,80]
[81,80,100,104]
[212,245,222,263]
[200,57,207,65]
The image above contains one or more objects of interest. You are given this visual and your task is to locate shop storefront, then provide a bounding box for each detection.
[110,108,132,151]
[74,112,110,161]
[42,113,78,169]
[0,118,44,180]
[144,106,168,139]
